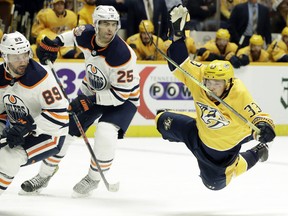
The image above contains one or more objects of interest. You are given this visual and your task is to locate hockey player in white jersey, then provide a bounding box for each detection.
[0,31,69,195]
[21,5,140,197]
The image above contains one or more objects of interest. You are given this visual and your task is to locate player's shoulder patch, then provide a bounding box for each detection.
[105,36,132,67]
[75,24,95,49]
[73,25,86,37]
[19,59,48,87]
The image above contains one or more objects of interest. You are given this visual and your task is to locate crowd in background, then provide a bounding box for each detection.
[0,0,288,66]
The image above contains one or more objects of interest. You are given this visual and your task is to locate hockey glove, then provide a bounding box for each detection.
[229,55,241,68]
[4,114,36,148]
[68,94,96,115]
[254,122,276,143]
[36,36,63,65]
[169,4,190,37]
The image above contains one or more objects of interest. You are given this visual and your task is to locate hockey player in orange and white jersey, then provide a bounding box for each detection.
[156,5,275,190]
[20,5,140,197]
[0,32,69,195]
[31,0,83,59]
[126,20,166,60]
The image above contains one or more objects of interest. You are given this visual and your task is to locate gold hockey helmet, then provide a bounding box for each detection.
[249,34,264,46]
[281,27,288,36]
[139,20,154,33]
[204,60,234,84]
[216,28,230,40]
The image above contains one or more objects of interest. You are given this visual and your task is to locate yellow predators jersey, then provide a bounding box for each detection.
[267,39,288,61]
[237,46,270,62]
[78,4,95,25]
[172,59,272,151]
[32,8,77,38]
[126,33,165,60]
[32,8,78,58]
[196,40,238,61]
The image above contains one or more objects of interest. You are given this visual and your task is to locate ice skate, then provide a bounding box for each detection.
[19,166,59,195]
[251,143,269,162]
[72,175,100,198]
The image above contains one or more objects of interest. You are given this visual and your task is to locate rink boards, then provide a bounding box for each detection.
[42,60,287,137]
[0,59,286,136]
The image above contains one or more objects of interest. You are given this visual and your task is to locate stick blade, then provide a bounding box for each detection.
[108,182,120,192]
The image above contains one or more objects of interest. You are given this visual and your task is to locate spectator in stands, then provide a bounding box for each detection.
[237,34,270,66]
[78,0,96,25]
[64,0,75,11]
[228,0,271,49]
[267,26,288,62]
[196,28,241,68]
[31,0,83,59]
[126,20,165,60]
[0,0,14,33]
[124,0,169,41]
[185,0,216,31]
[271,0,288,33]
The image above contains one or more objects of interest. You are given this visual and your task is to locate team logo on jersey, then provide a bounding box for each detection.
[3,94,29,123]
[163,117,173,130]
[86,64,107,91]
[197,102,230,129]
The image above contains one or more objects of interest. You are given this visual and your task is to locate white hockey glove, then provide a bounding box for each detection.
[169,4,190,37]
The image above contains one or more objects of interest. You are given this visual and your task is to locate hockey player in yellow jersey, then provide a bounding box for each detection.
[196,28,241,68]
[77,0,96,25]
[156,5,275,190]
[126,20,166,60]
[267,26,288,62]
[31,0,83,59]
[237,34,270,65]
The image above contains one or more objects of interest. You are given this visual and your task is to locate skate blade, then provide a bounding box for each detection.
[18,188,42,196]
[71,191,93,198]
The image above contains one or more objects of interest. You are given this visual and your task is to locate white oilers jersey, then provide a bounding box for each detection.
[0,59,69,137]
[59,25,140,107]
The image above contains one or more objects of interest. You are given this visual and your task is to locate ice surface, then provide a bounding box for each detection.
[1,137,287,216]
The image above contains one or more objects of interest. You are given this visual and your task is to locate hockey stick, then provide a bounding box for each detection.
[46,60,119,192]
[143,24,260,134]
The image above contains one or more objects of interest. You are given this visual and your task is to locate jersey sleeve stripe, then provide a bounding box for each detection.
[41,112,68,127]
[44,110,69,120]
[27,136,59,158]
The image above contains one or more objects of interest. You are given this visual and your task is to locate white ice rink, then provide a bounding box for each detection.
[1,136,288,216]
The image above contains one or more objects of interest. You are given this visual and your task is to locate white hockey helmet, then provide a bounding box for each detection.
[0,31,31,62]
[92,5,121,34]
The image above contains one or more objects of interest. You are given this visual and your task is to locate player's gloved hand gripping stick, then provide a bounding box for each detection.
[0,114,36,148]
